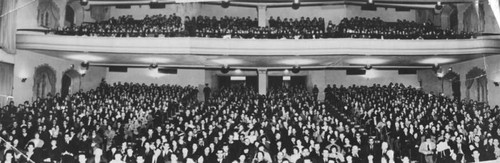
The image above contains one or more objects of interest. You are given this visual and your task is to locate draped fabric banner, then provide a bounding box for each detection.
[465,79,474,99]
[477,76,488,102]
[33,64,57,99]
[0,62,14,107]
[37,0,60,29]
[0,0,18,54]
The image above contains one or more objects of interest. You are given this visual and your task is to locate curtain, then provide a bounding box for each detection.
[0,62,14,107]
[465,79,474,99]
[0,0,18,54]
[33,65,57,99]
[476,76,488,102]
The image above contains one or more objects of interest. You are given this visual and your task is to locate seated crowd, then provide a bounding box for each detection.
[1,81,499,163]
[335,17,474,39]
[55,13,474,39]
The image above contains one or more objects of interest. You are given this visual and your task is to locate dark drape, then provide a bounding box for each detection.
[0,62,14,106]
[33,64,57,99]
[476,76,488,102]
[0,0,18,54]
[465,79,474,99]
[451,81,461,101]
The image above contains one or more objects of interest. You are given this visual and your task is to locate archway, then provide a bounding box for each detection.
[33,64,57,99]
[64,5,75,26]
[465,67,487,102]
[61,69,81,97]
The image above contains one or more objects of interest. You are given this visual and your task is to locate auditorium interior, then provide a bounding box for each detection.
[1,0,500,162]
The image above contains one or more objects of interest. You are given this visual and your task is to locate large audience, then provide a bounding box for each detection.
[1,81,499,163]
[55,13,474,39]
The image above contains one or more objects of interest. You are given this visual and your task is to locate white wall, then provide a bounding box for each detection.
[12,50,105,104]
[307,69,419,100]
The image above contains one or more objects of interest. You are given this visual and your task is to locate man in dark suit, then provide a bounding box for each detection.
[363,138,379,162]
[203,84,211,102]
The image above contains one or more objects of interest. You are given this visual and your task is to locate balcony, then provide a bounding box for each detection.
[16,34,500,56]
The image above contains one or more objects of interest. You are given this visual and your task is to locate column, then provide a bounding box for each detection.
[257,5,267,27]
[257,68,268,95]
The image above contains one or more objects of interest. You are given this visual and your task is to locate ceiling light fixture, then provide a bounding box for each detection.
[291,66,300,73]
[292,0,300,10]
[365,64,373,70]
[149,63,158,70]
[221,65,230,74]
[81,61,90,70]
[222,0,230,8]
[81,0,88,6]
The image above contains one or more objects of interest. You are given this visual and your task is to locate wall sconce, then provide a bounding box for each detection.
[494,82,499,87]
[21,78,27,82]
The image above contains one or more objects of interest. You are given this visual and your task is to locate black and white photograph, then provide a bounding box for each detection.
[1,0,500,162]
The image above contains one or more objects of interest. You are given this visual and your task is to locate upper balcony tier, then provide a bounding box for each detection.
[16,34,500,56]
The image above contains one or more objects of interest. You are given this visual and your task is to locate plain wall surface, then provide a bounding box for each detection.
[430,55,500,107]
[105,68,205,87]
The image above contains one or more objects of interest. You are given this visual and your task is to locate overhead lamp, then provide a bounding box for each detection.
[291,66,300,73]
[221,65,230,74]
[367,0,374,4]
[292,0,300,10]
[435,1,443,10]
[364,64,373,70]
[149,63,158,70]
[151,0,158,3]
[81,61,90,70]
[284,69,290,74]
[448,67,453,71]
[81,0,88,6]
[234,69,242,74]
[222,0,230,8]
[432,64,440,73]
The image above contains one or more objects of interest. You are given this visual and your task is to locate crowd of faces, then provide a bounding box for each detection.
[1,82,499,163]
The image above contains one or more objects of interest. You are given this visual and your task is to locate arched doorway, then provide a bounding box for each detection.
[465,67,487,102]
[33,64,57,99]
[61,69,81,97]
[65,5,75,26]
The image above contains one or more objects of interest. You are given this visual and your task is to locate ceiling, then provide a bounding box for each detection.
[87,0,478,8]
[33,50,487,69]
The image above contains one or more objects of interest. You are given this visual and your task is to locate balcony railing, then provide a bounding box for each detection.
[16,33,500,56]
